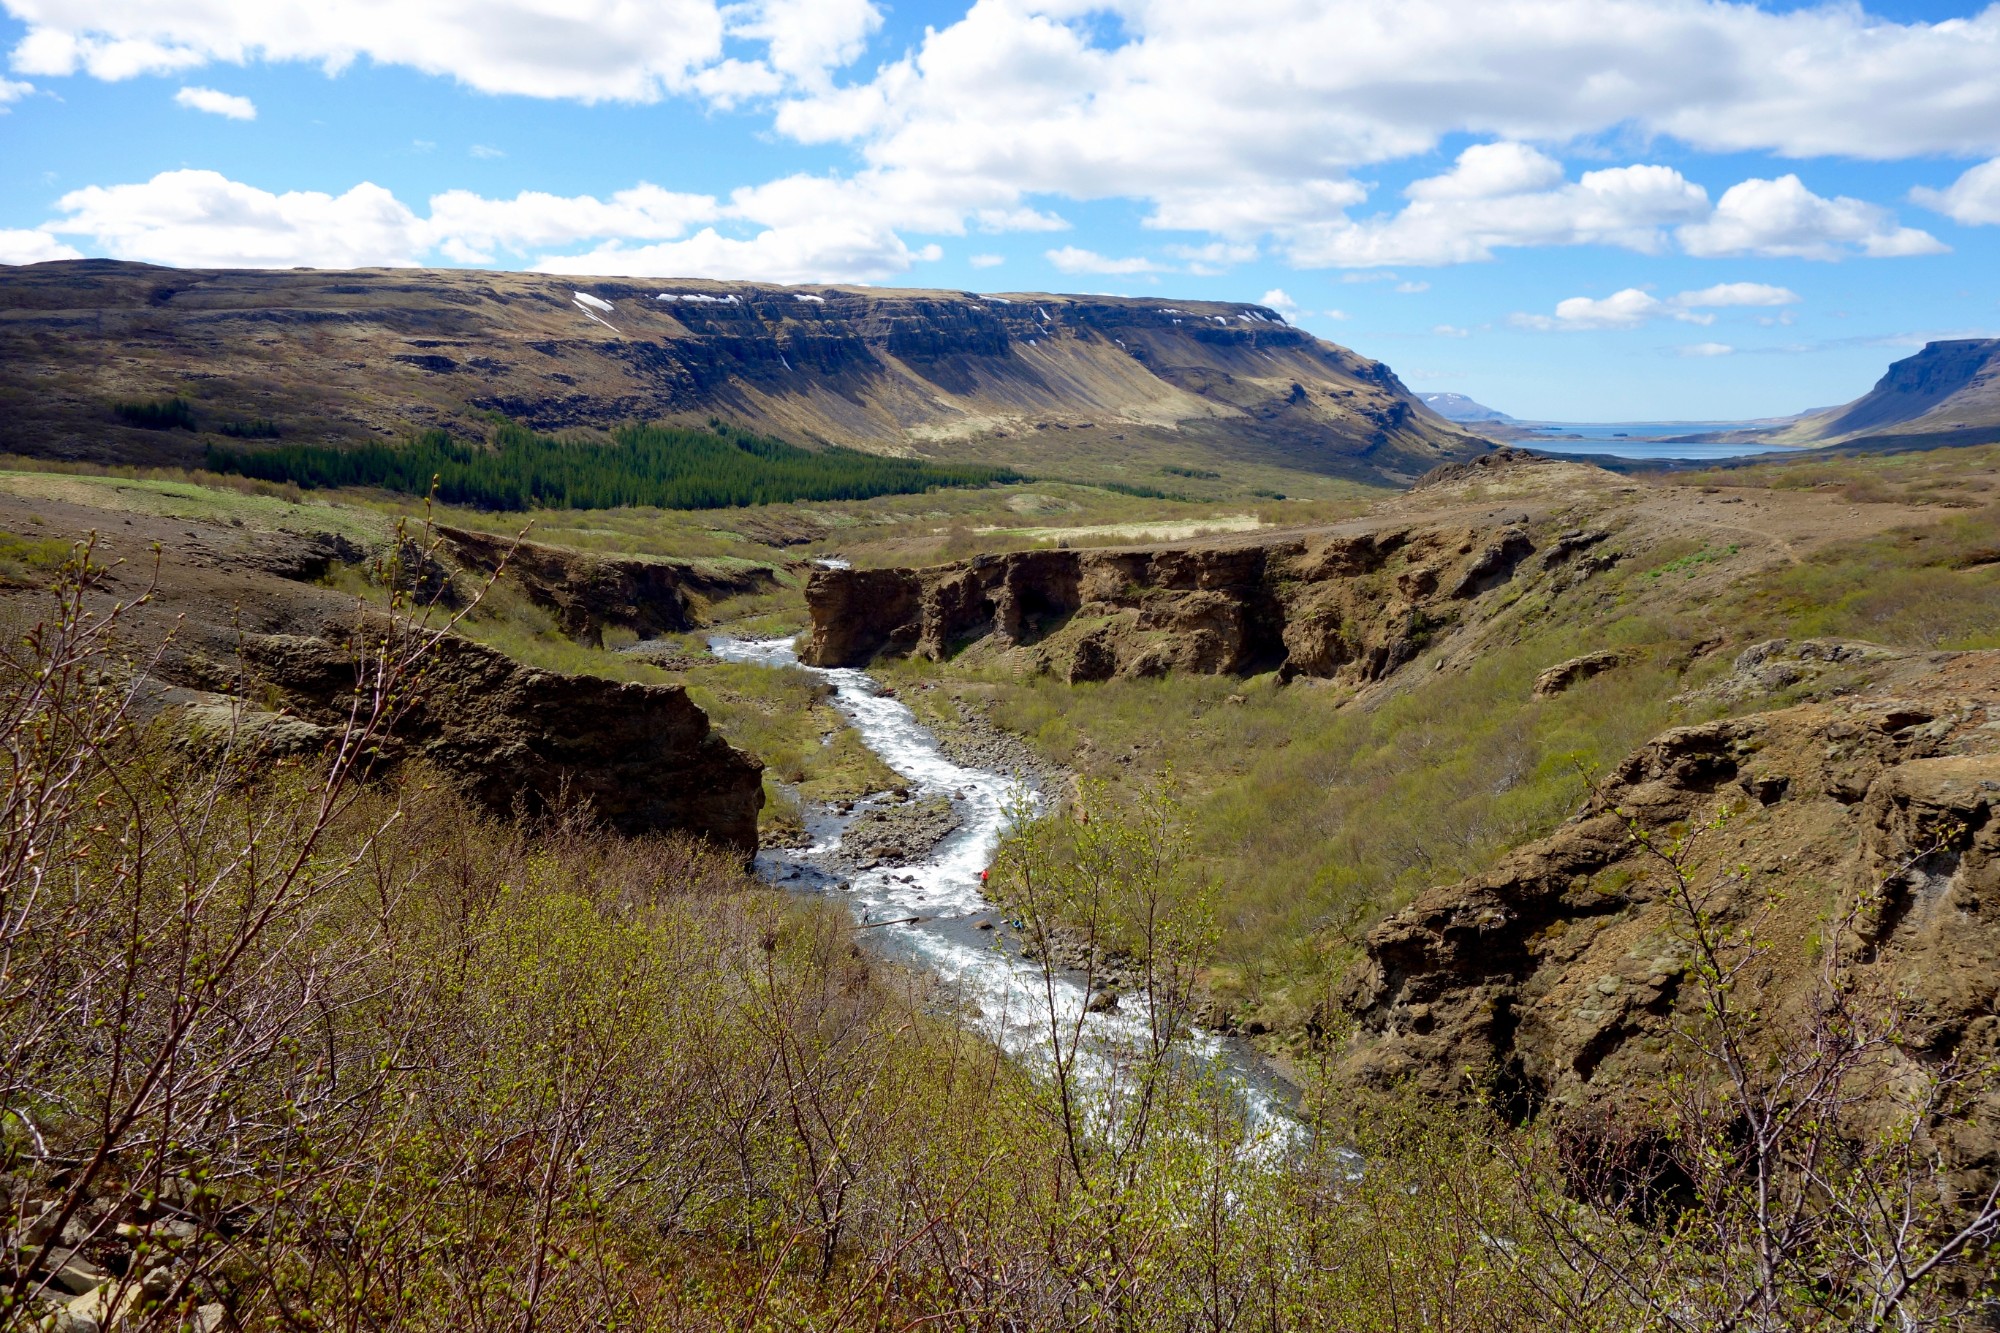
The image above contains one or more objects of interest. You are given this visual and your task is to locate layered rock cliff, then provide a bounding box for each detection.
[0,260,1484,484]
[801,515,1604,685]
[1337,640,2000,1139]
[242,616,764,850]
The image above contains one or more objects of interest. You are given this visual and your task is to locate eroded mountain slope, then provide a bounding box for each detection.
[1783,338,2000,446]
[0,260,1481,483]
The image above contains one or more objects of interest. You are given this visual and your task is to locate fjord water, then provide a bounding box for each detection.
[708,634,1296,1142]
[1515,423,1792,460]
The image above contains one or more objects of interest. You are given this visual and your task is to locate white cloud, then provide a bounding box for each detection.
[37,166,929,283]
[1324,159,1940,271]
[47,170,423,267]
[755,0,2000,274]
[1165,240,1255,274]
[1260,288,1300,318]
[1404,142,1562,202]
[1678,175,1944,260]
[723,0,881,90]
[469,143,504,160]
[1432,324,1470,338]
[1395,280,1430,294]
[0,227,80,263]
[973,206,1068,232]
[1675,281,1801,308]
[18,0,2000,166]
[1145,180,1366,238]
[7,0,731,102]
[1513,281,1801,331]
[424,184,717,264]
[1290,146,1710,267]
[968,252,1004,268]
[1678,342,1735,357]
[536,223,917,284]
[0,76,33,104]
[173,85,253,119]
[1515,289,1686,330]
[1912,158,2000,226]
[1046,246,1158,275]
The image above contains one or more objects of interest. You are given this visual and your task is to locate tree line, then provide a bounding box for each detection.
[204,420,1022,511]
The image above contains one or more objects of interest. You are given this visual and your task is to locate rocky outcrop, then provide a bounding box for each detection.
[240,616,764,851]
[1532,650,1625,697]
[801,518,1565,686]
[436,524,778,646]
[1338,643,2000,1134]
[1412,445,1557,489]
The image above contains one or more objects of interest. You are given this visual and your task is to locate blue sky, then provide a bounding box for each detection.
[3,0,1999,421]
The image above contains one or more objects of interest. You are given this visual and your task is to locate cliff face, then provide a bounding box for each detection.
[1337,640,2000,1151]
[801,516,1596,686]
[1787,338,2000,445]
[436,525,778,647]
[0,260,1483,484]
[243,618,765,851]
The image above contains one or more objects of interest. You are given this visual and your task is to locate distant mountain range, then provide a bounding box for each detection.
[1417,392,1516,423]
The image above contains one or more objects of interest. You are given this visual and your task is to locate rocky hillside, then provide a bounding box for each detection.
[0,259,1484,484]
[1784,338,2000,446]
[1338,638,2000,1154]
[0,488,766,851]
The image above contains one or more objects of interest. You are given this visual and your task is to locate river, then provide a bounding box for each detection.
[708,634,1298,1144]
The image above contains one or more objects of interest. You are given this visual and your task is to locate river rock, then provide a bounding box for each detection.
[823,795,961,874]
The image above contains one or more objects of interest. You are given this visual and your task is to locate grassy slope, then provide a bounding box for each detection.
[7,445,1993,1039]
[881,452,2000,1048]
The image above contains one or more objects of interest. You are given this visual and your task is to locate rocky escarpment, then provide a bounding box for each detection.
[0,489,767,853]
[1337,640,2000,1138]
[802,517,1607,685]
[436,524,778,646]
[236,616,764,851]
[1786,338,2000,444]
[0,261,1486,484]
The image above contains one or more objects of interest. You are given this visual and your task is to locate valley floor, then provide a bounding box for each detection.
[4,439,1999,1328]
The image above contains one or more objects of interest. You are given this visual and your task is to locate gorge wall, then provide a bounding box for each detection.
[0,260,1484,485]
[1338,640,2000,1159]
[801,514,1612,686]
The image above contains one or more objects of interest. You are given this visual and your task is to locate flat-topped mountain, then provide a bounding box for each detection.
[0,260,1485,485]
[1784,338,2000,446]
